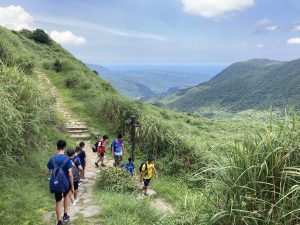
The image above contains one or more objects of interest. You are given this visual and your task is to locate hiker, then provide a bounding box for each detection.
[47,140,74,225]
[140,156,158,196]
[67,149,83,206]
[77,141,86,181]
[123,157,136,176]
[111,134,125,166]
[95,135,109,167]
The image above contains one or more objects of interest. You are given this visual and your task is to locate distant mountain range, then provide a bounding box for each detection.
[156,58,300,112]
[87,64,214,99]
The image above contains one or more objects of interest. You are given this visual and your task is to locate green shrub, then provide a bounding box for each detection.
[52,59,75,73]
[52,59,62,72]
[96,167,139,193]
[137,115,192,157]
[93,94,140,133]
[31,29,51,44]
[64,74,80,88]
[16,56,35,75]
[18,29,33,39]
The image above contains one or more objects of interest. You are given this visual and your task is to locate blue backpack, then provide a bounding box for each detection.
[49,156,70,193]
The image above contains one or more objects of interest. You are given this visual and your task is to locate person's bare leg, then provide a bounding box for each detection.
[144,186,148,194]
[69,192,74,203]
[63,196,69,214]
[81,169,85,179]
[74,190,78,201]
[55,200,62,221]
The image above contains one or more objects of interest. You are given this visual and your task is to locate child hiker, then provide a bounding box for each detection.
[67,149,83,205]
[123,157,136,176]
[95,135,109,167]
[140,156,158,196]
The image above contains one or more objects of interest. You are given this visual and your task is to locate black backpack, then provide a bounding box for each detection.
[71,159,80,182]
[92,141,99,152]
[139,162,148,173]
[49,157,70,193]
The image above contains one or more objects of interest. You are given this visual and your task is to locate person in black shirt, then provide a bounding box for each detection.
[77,141,86,181]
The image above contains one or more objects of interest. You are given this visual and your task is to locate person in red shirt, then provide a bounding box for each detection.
[95,135,108,167]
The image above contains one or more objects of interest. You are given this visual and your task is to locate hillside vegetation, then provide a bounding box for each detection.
[161,58,300,112]
[2,26,300,225]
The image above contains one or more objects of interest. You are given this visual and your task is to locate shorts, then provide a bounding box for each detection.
[74,181,79,191]
[98,152,104,158]
[143,178,151,187]
[81,163,86,170]
[54,190,69,202]
[114,155,123,161]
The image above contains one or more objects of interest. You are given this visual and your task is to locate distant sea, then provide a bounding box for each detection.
[104,64,227,76]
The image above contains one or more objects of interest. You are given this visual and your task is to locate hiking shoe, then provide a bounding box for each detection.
[95,162,99,167]
[74,198,79,203]
[72,201,76,206]
[142,192,149,196]
[56,221,63,225]
[63,214,70,222]
[101,164,106,167]
[80,178,85,182]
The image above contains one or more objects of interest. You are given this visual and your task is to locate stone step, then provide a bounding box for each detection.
[68,129,89,134]
[70,133,91,139]
[66,125,88,130]
[66,122,86,125]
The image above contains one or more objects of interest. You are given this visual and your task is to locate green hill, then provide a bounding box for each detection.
[88,63,213,99]
[3,26,300,225]
[164,58,300,112]
[87,64,155,99]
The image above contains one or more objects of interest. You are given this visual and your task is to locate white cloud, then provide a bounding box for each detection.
[50,30,86,45]
[264,25,278,32]
[0,5,34,30]
[292,24,300,32]
[181,0,255,18]
[254,19,279,33]
[287,37,300,45]
[256,43,264,48]
[255,18,272,26]
[37,16,168,42]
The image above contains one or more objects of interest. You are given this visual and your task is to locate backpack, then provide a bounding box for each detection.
[92,141,99,153]
[71,158,81,182]
[49,156,70,193]
[139,162,148,173]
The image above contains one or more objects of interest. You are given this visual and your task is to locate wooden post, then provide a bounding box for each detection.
[130,116,136,160]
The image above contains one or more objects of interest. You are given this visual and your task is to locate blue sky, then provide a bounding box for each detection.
[1,0,300,65]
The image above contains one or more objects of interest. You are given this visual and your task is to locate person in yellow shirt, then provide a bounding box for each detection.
[140,156,158,196]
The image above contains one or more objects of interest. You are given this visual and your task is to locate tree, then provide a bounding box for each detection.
[31,29,51,44]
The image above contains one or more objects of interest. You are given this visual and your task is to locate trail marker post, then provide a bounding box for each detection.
[126,116,140,161]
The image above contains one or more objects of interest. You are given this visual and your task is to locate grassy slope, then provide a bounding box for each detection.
[3,27,291,225]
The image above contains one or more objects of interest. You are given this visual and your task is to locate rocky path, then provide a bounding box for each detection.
[38,72,103,224]
[38,71,173,225]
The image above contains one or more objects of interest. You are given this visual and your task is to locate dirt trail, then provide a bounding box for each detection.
[38,71,173,224]
[38,71,103,224]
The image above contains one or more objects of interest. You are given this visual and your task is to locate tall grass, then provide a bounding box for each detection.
[0,64,55,156]
[197,113,300,224]
[93,191,164,225]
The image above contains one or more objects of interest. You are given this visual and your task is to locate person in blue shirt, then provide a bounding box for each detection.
[111,134,125,166]
[47,140,73,225]
[123,157,136,176]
